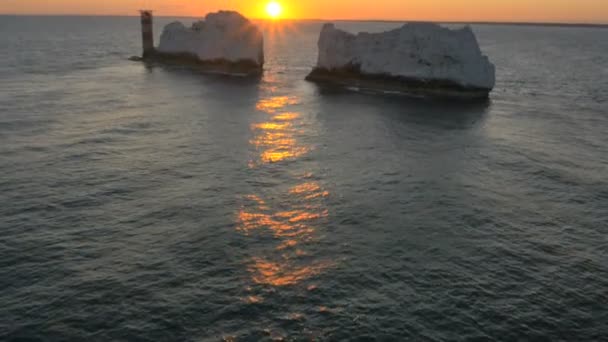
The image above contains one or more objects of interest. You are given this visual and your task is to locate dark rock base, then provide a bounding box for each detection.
[131,50,263,77]
[306,67,492,100]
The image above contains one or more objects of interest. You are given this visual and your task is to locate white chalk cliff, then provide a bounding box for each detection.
[314,23,495,90]
[157,11,264,67]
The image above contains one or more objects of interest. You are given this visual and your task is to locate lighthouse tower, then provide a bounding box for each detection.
[140,10,155,58]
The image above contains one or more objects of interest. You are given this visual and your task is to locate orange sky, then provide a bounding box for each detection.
[1,0,607,23]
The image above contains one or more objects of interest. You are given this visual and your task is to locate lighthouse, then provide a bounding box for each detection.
[140,10,155,58]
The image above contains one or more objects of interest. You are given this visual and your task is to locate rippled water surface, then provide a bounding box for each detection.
[1,16,608,341]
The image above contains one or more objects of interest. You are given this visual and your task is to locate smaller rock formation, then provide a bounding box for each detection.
[306,23,496,99]
[148,11,264,76]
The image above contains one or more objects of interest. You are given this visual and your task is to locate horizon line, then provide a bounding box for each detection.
[1,13,607,27]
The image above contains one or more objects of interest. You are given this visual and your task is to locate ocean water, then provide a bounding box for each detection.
[1,15,607,341]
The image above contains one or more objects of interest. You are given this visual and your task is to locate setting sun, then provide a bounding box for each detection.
[265,1,282,18]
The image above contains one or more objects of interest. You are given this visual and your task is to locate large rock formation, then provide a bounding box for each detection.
[306,23,496,99]
[152,11,264,76]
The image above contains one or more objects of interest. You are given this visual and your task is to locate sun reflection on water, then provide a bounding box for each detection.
[249,96,311,166]
[255,96,299,114]
[236,92,332,289]
[290,182,330,200]
[237,179,332,287]
[249,257,331,287]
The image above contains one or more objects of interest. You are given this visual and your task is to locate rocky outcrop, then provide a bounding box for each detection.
[306,23,496,99]
[149,11,264,76]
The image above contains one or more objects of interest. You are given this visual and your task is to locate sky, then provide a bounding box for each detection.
[1,0,607,23]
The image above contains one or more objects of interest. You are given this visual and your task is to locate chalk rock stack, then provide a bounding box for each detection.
[154,11,264,76]
[307,23,495,99]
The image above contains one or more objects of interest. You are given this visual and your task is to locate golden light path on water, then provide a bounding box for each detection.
[237,91,333,290]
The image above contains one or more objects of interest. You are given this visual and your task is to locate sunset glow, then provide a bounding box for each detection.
[0,0,607,23]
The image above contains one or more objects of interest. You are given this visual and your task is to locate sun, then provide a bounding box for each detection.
[265,1,283,19]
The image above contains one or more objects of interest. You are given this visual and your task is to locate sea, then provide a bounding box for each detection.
[1,15,607,341]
